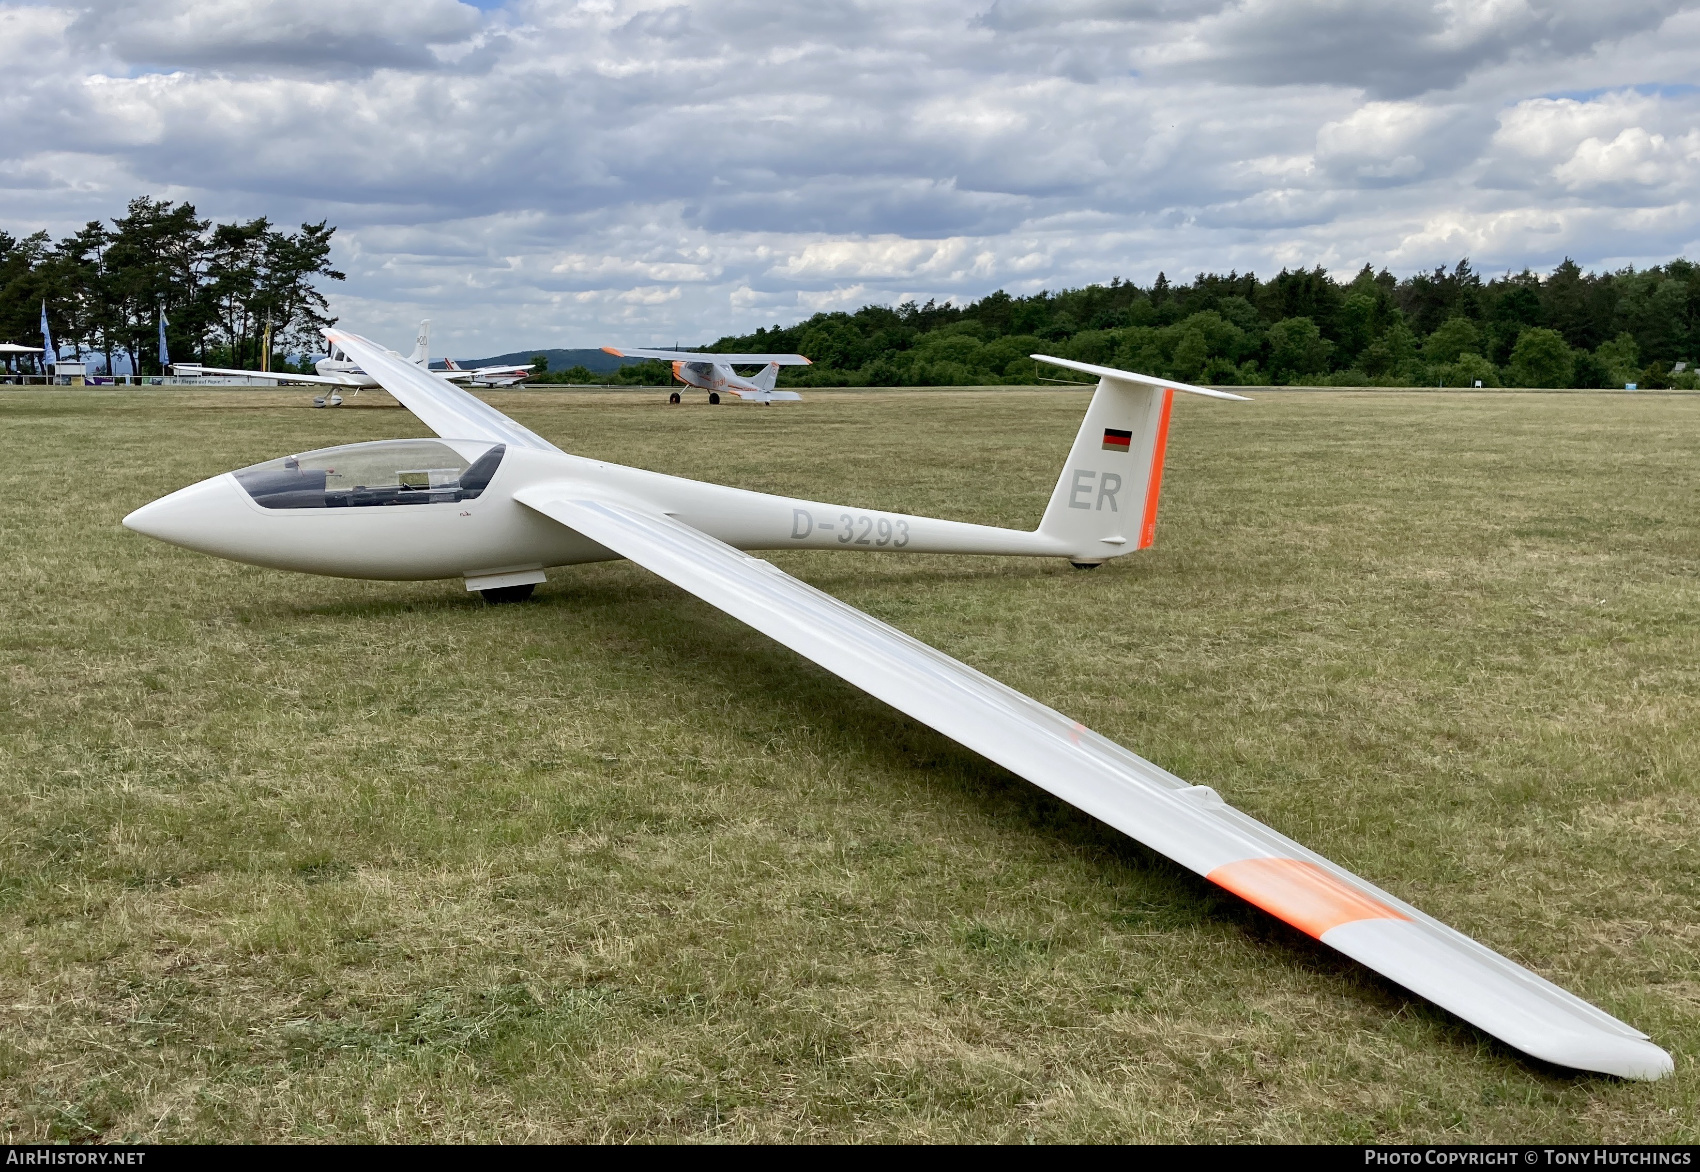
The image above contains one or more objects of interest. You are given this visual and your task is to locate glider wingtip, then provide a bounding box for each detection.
[1548,1036,1674,1081]
[601,346,625,357]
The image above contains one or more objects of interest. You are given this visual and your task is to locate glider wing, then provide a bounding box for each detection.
[510,485,1672,1080]
[327,330,562,453]
[185,365,360,387]
[602,346,812,365]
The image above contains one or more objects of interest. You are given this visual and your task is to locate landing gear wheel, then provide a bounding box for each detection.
[668,391,681,404]
[1069,561,1103,570]
[708,392,720,404]
[479,583,536,604]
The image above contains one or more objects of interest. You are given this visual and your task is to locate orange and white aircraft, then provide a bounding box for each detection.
[601,346,811,404]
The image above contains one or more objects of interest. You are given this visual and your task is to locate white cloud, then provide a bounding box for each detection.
[70,0,481,71]
[5,0,1700,352]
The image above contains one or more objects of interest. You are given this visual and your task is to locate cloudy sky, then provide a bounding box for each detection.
[4,0,1700,354]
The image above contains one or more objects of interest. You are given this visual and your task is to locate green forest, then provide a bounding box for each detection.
[9,193,1700,390]
[0,197,343,375]
[546,259,1700,390]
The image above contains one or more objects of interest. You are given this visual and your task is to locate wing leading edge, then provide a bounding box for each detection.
[512,486,1672,1080]
[326,330,562,453]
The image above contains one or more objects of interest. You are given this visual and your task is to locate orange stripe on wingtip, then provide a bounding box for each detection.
[1206,857,1409,940]
[1137,388,1174,549]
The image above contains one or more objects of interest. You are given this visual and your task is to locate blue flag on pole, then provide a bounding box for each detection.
[158,307,170,369]
[39,301,54,367]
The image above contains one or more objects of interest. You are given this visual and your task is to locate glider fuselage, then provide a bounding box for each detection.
[123,441,1069,583]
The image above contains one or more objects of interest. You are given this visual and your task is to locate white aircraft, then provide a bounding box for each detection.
[180,321,532,406]
[601,346,811,404]
[120,328,1672,1081]
[438,356,532,388]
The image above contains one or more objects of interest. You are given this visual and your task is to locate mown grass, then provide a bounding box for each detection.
[0,385,1695,1143]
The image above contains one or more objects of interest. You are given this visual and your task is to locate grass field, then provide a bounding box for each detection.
[0,385,1695,1143]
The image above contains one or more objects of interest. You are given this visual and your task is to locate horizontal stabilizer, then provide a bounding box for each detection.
[604,346,812,366]
[1033,355,1251,401]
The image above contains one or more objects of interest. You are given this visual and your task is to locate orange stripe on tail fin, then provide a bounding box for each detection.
[1137,388,1174,549]
[1206,856,1409,940]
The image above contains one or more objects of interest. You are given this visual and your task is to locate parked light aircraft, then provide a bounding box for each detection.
[120,329,1673,1081]
[180,321,532,405]
[438,356,532,388]
[601,345,811,404]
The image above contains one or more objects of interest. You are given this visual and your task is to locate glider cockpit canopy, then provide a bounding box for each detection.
[233,439,506,510]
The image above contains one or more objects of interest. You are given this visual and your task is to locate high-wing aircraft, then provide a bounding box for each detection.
[120,329,1674,1081]
[601,346,811,404]
[179,321,532,405]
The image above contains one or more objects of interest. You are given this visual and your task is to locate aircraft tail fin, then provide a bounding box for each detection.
[751,362,781,393]
[1034,356,1247,563]
[408,320,431,366]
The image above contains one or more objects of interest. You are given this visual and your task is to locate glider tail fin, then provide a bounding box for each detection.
[1037,377,1173,562]
[750,362,781,393]
[1032,357,1244,563]
[408,320,431,367]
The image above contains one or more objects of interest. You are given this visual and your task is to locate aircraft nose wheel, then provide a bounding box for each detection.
[708,392,720,404]
[479,583,536,604]
[668,391,681,404]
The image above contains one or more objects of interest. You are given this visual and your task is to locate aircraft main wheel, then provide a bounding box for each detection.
[708,392,720,404]
[480,583,536,604]
[1069,561,1102,570]
[668,391,681,404]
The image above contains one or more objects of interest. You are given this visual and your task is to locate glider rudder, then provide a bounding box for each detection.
[408,320,431,366]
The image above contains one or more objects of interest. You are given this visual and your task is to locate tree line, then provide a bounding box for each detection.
[545,258,1700,390]
[0,196,344,375]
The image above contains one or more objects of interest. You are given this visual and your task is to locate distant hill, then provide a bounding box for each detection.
[446,347,651,374]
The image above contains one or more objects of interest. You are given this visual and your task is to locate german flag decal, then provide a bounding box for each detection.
[1102,428,1132,453]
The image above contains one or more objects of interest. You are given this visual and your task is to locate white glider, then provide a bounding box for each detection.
[181,321,532,405]
[602,345,811,404]
[121,331,1673,1080]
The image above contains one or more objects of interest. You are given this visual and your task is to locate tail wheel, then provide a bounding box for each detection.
[708,392,721,404]
[480,583,536,604]
[668,391,681,404]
